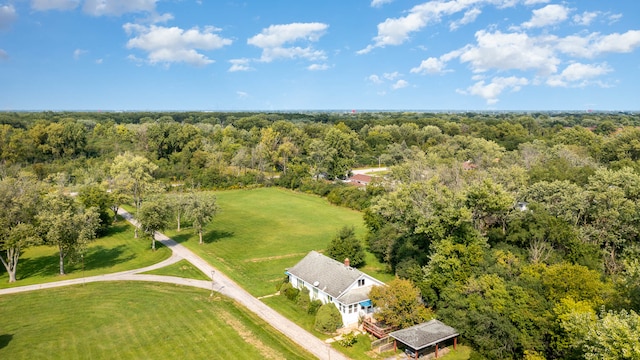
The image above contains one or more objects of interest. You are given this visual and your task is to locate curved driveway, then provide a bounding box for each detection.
[0,209,348,360]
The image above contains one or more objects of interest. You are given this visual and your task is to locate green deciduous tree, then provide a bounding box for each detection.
[369,278,432,329]
[0,175,42,282]
[110,152,159,238]
[38,191,100,275]
[77,184,113,236]
[137,199,171,250]
[186,193,218,244]
[584,309,640,360]
[326,226,365,268]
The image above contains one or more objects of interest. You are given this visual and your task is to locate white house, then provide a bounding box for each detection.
[285,251,385,327]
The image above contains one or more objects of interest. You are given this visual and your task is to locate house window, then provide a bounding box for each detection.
[313,287,318,299]
[297,279,304,289]
[327,295,332,303]
[358,278,365,286]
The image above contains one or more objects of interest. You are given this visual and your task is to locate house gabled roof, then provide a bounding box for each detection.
[287,251,371,299]
[389,319,459,351]
[348,174,373,183]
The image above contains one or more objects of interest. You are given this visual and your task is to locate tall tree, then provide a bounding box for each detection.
[137,199,171,250]
[0,175,42,282]
[326,226,365,268]
[38,191,100,275]
[369,278,432,329]
[186,193,218,245]
[110,152,159,238]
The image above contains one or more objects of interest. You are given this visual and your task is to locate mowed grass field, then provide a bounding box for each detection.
[166,187,393,297]
[0,220,171,288]
[0,282,315,360]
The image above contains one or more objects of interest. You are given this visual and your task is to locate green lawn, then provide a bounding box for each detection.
[0,219,171,288]
[143,259,210,280]
[165,187,394,297]
[0,282,315,360]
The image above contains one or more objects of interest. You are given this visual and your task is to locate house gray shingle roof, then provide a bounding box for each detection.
[389,319,459,351]
[287,251,365,299]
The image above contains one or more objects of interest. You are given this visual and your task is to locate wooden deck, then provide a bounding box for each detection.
[362,318,395,338]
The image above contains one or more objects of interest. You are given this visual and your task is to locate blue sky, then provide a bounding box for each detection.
[1,0,639,111]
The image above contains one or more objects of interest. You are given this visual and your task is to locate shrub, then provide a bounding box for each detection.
[279,282,300,301]
[314,303,343,333]
[297,287,310,310]
[308,299,323,315]
[284,285,300,301]
[275,275,289,292]
[338,332,357,347]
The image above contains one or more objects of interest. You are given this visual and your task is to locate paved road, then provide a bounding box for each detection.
[352,167,388,175]
[0,209,348,360]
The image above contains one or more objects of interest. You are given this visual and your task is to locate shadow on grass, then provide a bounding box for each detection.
[82,245,135,271]
[202,230,234,244]
[170,233,192,244]
[0,334,12,349]
[170,230,234,244]
[18,245,133,279]
[103,223,130,236]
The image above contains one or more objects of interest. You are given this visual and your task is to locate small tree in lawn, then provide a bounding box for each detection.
[137,199,171,251]
[38,191,101,275]
[167,191,190,232]
[369,278,432,329]
[326,226,365,268]
[0,175,42,282]
[186,193,218,245]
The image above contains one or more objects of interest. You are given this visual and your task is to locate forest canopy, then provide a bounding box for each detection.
[1,110,640,359]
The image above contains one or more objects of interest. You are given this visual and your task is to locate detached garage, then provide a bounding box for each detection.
[389,319,459,359]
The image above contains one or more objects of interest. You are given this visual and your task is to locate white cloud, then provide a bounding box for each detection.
[84,0,156,16]
[358,0,526,53]
[95,58,103,64]
[31,0,80,11]
[0,49,8,60]
[383,71,401,80]
[572,11,598,26]
[308,63,329,71]
[608,13,622,24]
[521,4,569,29]
[459,76,528,104]
[523,0,549,5]
[368,74,383,83]
[410,57,449,74]
[371,0,394,7]
[458,30,560,75]
[248,22,328,62]
[450,8,481,31]
[228,58,253,72]
[147,12,174,24]
[236,91,248,98]
[124,23,232,66]
[555,30,640,58]
[73,48,87,59]
[0,4,17,30]
[546,62,611,87]
[392,79,409,90]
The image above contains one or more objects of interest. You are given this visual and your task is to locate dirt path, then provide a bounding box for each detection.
[0,209,348,360]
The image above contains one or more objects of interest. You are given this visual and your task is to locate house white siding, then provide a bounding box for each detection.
[287,271,380,327]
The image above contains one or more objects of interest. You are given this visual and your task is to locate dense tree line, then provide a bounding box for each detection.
[2,110,640,358]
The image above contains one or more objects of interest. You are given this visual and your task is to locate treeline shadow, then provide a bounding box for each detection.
[170,230,233,244]
[17,245,133,279]
[203,230,234,244]
[0,334,12,349]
